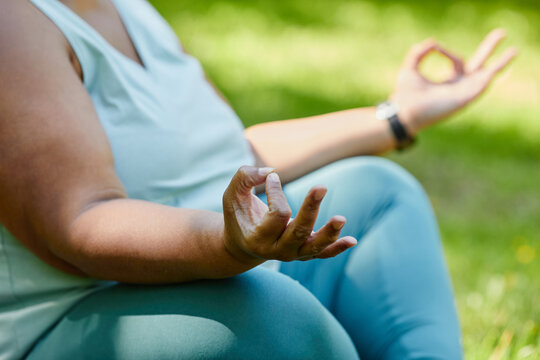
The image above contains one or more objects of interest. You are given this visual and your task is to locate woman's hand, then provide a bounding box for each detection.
[391,28,518,135]
[222,166,357,265]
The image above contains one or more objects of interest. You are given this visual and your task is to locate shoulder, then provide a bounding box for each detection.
[0,2,122,276]
[0,1,80,81]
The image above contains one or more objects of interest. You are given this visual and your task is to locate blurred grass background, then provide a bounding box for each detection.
[150,0,539,358]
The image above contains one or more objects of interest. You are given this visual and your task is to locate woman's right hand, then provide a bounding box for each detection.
[222,166,357,265]
[390,29,517,135]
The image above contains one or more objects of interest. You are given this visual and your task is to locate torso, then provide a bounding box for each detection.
[1,1,254,357]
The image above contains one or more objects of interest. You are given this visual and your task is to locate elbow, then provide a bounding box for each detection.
[47,199,125,280]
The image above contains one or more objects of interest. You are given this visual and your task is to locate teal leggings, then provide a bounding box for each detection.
[27,157,462,359]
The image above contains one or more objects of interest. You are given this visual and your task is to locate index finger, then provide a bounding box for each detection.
[257,172,292,239]
[403,38,438,70]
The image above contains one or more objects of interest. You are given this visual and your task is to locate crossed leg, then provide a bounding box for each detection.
[280,157,462,359]
[27,267,358,359]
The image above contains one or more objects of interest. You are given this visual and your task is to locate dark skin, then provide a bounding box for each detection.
[0,0,515,283]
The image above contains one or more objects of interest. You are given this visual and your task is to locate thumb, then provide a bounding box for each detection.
[228,166,274,197]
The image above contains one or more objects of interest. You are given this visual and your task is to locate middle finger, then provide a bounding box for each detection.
[278,185,327,250]
[466,28,506,73]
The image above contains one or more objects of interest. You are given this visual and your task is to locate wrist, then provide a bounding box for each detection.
[376,101,416,150]
[222,226,266,268]
[395,106,420,137]
[197,214,261,278]
[387,94,422,136]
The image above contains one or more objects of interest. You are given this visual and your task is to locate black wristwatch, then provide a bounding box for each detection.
[375,101,415,150]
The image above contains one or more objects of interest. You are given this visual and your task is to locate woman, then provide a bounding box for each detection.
[0,0,516,359]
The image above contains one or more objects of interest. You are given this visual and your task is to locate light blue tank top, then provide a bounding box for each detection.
[0,0,254,358]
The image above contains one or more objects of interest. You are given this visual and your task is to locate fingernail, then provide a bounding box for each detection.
[333,221,345,231]
[313,188,326,201]
[258,167,274,176]
[267,172,280,183]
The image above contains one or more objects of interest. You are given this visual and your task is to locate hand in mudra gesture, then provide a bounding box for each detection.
[391,28,517,135]
[223,166,356,264]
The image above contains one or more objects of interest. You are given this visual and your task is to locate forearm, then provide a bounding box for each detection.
[246,107,399,184]
[57,199,261,283]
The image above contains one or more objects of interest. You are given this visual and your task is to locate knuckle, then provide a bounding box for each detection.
[305,201,319,212]
[233,166,256,192]
[239,178,251,191]
[293,226,312,240]
[237,165,250,176]
[331,225,343,235]
[267,180,282,192]
[322,243,345,258]
[310,244,325,255]
[270,207,292,221]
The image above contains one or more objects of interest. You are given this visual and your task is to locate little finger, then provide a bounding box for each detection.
[484,47,518,78]
[314,236,357,259]
[297,215,346,257]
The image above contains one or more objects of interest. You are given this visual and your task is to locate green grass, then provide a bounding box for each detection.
[149,1,539,358]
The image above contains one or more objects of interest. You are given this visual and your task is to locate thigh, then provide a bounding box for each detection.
[27,267,358,360]
[280,157,462,359]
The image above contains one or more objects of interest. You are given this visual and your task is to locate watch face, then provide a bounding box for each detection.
[376,102,399,120]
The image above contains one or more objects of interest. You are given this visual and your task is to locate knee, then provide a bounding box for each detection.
[328,157,429,207]
[341,157,424,194]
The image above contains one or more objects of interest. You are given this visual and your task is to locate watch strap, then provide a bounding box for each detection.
[376,101,415,150]
[387,113,415,150]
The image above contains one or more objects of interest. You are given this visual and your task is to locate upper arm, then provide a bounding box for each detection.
[0,1,126,274]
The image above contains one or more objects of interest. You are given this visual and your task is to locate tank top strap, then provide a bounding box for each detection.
[29,0,187,86]
[111,0,190,69]
[30,0,115,86]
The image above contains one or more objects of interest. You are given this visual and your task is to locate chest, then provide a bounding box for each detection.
[60,0,144,76]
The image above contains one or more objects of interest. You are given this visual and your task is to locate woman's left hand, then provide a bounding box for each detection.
[391,28,517,135]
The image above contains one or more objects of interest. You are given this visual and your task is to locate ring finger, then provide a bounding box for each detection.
[297,215,346,258]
